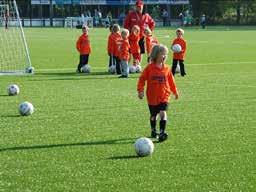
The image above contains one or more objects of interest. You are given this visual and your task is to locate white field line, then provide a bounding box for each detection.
[191,82,256,88]
[36,61,255,72]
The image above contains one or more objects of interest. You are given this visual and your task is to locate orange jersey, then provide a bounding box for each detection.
[129,33,140,54]
[172,37,186,60]
[112,32,122,57]
[119,39,130,61]
[76,34,91,55]
[137,63,177,105]
[145,35,159,55]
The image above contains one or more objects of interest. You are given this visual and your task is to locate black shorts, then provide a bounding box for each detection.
[148,103,169,116]
[79,54,89,65]
[139,37,145,54]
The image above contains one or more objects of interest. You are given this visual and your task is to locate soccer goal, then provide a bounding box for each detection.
[0,0,33,75]
[64,15,93,29]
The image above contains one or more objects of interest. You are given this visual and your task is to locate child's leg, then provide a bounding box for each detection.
[171,59,178,76]
[77,55,84,72]
[179,60,186,76]
[134,53,141,65]
[158,103,169,142]
[115,57,122,74]
[159,110,167,134]
[148,105,158,138]
[119,60,129,78]
[109,55,113,67]
[84,54,89,65]
[121,60,129,77]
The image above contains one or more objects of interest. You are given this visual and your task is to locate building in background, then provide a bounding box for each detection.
[16,0,189,27]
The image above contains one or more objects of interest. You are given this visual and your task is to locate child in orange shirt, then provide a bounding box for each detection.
[107,24,122,74]
[171,28,187,76]
[137,44,179,142]
[119,29,130,78]
[144,27,159,63]
[76,25,91,73]
[129,25,141,67]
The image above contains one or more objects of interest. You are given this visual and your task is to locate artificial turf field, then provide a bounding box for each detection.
[0,26,256,191]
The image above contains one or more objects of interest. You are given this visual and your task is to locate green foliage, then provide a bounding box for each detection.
[0,27,256,191]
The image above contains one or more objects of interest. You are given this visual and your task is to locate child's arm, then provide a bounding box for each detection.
[137,66,149,99]
[168,71,179,100]
[76,37,81,52]
[182,40,187,54]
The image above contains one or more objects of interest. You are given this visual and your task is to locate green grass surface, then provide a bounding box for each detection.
[0,26,256,191]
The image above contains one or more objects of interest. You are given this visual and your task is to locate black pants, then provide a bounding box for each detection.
[172,59,186,76]
[139,37,145,54]
[113,56,121,74]
[77,54,89,72]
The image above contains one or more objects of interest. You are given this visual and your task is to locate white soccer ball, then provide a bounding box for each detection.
[176,64,180,73]
[25,66,35,74]
[129,65,137,74]
[19,101,34,116]
[81,64,91,73]
[7,84,20,96]
[172,44,182,53]
[135,137,154,157]
[136,65,142,73]
[109,65,116,74]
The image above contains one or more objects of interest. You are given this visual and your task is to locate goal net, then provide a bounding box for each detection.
[0,0,33,75]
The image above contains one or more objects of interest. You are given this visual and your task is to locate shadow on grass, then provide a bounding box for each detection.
[1,114,21,118]
[107,155,139,160]
[0,138,135,153]
[36,71,110,76]
[0,94,8,97]
[26,70,139,81]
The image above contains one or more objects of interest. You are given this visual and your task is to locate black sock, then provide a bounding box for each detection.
[150,120,156,132]
[160,120,166,134]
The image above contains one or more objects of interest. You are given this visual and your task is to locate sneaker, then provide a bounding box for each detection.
[151,131,157,138]
[118,75,128,78]
[159,132,168,142]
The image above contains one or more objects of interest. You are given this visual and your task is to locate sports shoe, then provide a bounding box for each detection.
[151,131,158,138]
[159,132,168,142]
[118,75,128,78]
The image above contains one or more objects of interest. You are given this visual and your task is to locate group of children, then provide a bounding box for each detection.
[76,24,187,142]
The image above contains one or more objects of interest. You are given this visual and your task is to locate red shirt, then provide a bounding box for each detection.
[172,37,187,60]
[107,32,114,55]
[145,35,159,55]
[137,63,177,105]
[129,32,140,54]
[124,10,155,38]
[119,39,130,61]
[76,34,91,55]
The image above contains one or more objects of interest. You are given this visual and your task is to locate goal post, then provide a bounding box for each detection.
[0,0,33,75]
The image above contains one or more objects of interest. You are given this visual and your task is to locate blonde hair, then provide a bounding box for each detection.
[150,44,169,63]
[112,24,120,33]
[176,28,184,35]
[132,25,140,32]
[121,28,129,38]
[144,27,152,36]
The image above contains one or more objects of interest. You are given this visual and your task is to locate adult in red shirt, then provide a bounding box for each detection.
[124,0,155,56]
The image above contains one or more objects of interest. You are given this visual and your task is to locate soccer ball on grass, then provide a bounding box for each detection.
[19,101,34,116]
[134,137,154,157]
[7,84,20,96]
